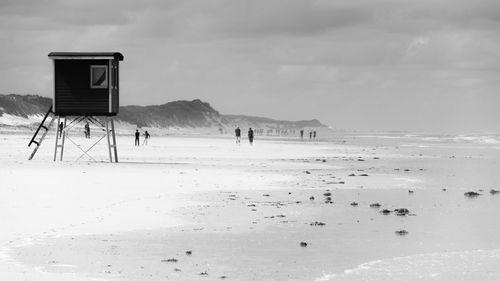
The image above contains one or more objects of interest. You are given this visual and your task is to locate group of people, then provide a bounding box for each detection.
[135,129,151,146]
[235,127,254,145]
[57,121,91,139]
[300,129,317,141]
[234,127,317,144]
[131,127,315,146]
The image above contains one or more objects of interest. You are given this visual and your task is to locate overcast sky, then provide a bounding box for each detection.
[1,0,500,132]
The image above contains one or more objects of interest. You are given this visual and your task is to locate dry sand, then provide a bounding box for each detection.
[1,132,500,280]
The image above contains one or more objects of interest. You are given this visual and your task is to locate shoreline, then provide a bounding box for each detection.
[1,134,500,280]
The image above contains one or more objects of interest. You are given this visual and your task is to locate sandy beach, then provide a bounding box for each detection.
[1,132,500,281]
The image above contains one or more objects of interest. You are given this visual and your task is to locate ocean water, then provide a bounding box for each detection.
[318,249,500,281]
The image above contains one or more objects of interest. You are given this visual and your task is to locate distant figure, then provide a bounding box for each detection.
[309,131,312,140]
[84,122,90,138]
[248,128,254,145]
[300,129,304,141]
[235,127,241,144]
[143,130,150,145]
[58,122,64,138]
[135,129,140,146]
[313,131,317,140]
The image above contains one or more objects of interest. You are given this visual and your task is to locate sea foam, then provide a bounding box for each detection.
[316,249,500,281]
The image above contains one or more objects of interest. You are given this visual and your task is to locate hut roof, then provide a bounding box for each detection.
[48,52,124,61]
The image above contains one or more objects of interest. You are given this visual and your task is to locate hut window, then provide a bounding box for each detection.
[90,65,108,88]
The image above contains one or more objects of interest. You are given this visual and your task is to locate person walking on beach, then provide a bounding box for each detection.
[248,127,254,145]
[58,122,64,138]
[300,129,304,141]
[235,126,241,144]
[135,129,140,146]
[313,131,317,140]
[309,131,312,140]
[84,122,90,139]
[143,130,150,145]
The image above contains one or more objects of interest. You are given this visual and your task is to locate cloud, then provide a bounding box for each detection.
[1,0,500,132]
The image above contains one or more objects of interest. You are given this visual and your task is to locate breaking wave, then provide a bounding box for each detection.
[316,249,500,281]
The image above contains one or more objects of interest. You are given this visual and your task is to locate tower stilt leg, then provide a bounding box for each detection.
[59,117,67,161]
[105,117,113,163]
[111,118,118,163]
[53,116,61,161]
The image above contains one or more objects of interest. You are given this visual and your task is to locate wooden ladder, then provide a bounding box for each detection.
[28,106,55,160]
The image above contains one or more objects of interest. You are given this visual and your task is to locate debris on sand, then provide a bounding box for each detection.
[395,230,409,236]
[174,268,181,272]
[490,189,500,195]
[300,242,308,247]
[310,221,326,226]
[369,203,381,208]
[185,250,192,256]
[263,194,270,197]
[350,202,358,206]
[309,196,315,200]
[161,258,178,263]
[404,169,410,172]
[348,173,356,176]
[442,188,447,191]
[220,276,227,279]
[323,192,332,197]
[199,271,208,276]
[394,208,410,216]
[305,171,311,174]
[247,204,256,207]
[324,197,332,203]
[464,191,481,198]
[408,190,414,194]
[359,174,369,176]
[380,209,392,215]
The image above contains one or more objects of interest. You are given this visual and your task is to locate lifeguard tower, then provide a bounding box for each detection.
[29,52,124,162]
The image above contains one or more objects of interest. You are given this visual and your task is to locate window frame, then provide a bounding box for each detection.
[90,65,108,89]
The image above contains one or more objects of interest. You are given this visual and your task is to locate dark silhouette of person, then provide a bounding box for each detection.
[143,130,150,145]
[309,131,312,140]
[300,129,304,141]
[135,129,140,146]
[248,128,254,145]
[313,131,317,139]
[235,127,241,144]
[84,122,90,138]
[58,122,64,138]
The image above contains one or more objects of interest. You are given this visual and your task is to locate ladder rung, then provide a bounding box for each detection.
[41,126,48,130]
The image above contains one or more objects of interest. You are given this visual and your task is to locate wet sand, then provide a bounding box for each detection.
[1,132,500,280]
